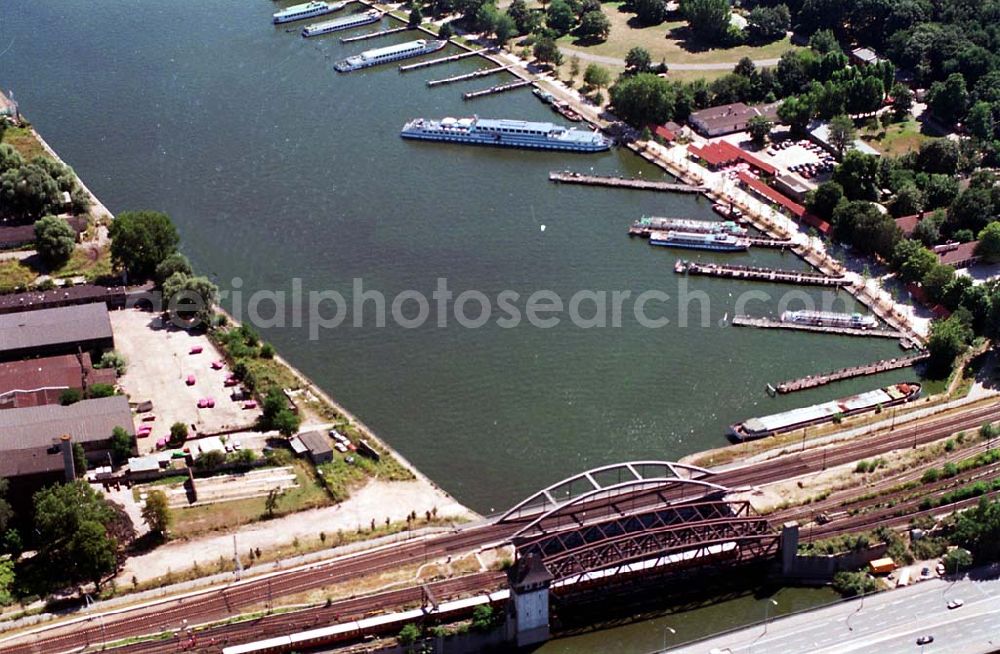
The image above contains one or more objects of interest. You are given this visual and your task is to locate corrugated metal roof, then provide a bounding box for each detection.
[297,430,332,455]
[0,395,133,451]
[0,302,112,353]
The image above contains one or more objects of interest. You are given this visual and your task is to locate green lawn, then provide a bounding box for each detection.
[0,259,38,292]
[860,118,934,157]
[168,460,333,539]
[49,243,112,280]
[554,4,800,66]
[1,125,48,161]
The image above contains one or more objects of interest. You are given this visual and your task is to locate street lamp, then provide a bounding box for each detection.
[763,598,779,635]
[662,626,676,651]
[847,582,868,631]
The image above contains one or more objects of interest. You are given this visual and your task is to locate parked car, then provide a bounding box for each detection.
[243,400,257,410]
[916,635,934,645]
[231,438,242,450]
[224,377,239,387]
[185,375,196,386]
[211,360,224,370]
[921,566,931,577]
[189,346,203,354]
[947,599,964,609]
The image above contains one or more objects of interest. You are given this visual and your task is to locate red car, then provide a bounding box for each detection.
[185,375,196,386]
[224,377,239,387]
[189,346,203,355]
[242,400,257,410]
[210,360,224,370]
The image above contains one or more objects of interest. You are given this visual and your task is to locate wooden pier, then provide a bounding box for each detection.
[773,353,930,394]
[462,79,532,100]
[399,48,490,71]
[675,261,851,287]
[341,25,410,43]
[427,65,510,87]
[732,315,903,339]
[549,170,707,194]
[747,237,794,249]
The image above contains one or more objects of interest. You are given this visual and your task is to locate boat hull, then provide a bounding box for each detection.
[303,12,379,36]
[334,41,446,72]
[648,238,749,252]
[274,5,338,24]
[399,130,609,152]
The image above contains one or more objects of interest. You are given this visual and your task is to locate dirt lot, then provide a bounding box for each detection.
[111,308,262,454]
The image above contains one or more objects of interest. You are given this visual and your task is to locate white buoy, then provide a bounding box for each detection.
[540,224,546,232]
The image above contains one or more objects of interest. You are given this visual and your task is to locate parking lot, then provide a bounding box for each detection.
[765,138,836,180]
[111,308,262,455]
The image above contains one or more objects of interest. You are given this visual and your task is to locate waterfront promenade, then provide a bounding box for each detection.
[666,570,1000,654]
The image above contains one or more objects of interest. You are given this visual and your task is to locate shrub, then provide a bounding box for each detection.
[169,422,188,445]
[397,623,421,645]
[195,450,225,470]
[96,351,127,375]
[922,468,941,484]
[832,571,877,597]
[87,383,116,399]
[259,343,275,359]
[59,388,82,405]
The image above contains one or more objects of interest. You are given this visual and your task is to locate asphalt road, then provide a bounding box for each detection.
[667,567,1000,654]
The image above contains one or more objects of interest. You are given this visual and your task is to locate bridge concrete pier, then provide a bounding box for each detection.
[781,521,799,576]
[506,553,554,648]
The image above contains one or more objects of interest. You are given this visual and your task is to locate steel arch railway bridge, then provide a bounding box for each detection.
[498,461,780,585]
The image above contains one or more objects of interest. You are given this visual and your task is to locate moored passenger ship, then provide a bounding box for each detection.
[780,309,878,330]
[648,230,750,251]
[728,382,921,441]
[399,116,611,152]
[629,216,747,237]
[273,1,342,24]
[334,39,447,72]
[302,9,380,37]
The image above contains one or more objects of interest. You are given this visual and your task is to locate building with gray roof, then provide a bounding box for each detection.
[0,302,113,362]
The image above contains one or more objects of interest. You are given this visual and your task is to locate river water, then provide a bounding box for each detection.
[5,0,880,645]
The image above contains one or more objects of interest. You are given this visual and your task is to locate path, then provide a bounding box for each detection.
[559,47,781,70]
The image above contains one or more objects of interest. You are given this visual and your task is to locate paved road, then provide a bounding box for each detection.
[558,47,781,70]
[667,569,1000,654]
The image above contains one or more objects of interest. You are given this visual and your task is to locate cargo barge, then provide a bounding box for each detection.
[728,382,921,441]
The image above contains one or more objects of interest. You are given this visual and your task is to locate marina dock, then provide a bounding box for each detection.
[427,65,511,87]
[675,260,851,287]
[731,315,904,339]
[747,237,793,249]
[399,48,491,71]
[462,79,532,100]
[549,171,707,194]
[340,25,410,42]
[772,353,930,394]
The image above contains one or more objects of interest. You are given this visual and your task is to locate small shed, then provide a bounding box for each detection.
[295,430,333,465]
[127,455,162,482]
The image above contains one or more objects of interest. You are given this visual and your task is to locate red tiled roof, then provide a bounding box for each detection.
[0,353,116,410]
[801,213,832,235]
[935,241,980,268]
[652,124,677,142]
[894,214,922,236]
[737,171,806,217]
[688,141,778,176]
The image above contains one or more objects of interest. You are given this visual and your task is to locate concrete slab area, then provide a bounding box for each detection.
[110,308,261,454]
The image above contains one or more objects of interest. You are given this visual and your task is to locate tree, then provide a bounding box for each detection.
[533,36,563,67]
[832,571,877,597]
[583,64,611,93]
[926,313,973,376]
[624,47,652,75]
[948,188,995,235]
[0,163,62,221]
[609,73,675,127]
[97,350,128,375]
[163,272,218,327]
[631,0,668,25]
[976,223,1000,264]
[809,29,840,54]
[747,115,773,147]
[398,623,422,645]
[927,73,969,125]
[110,426,133,465]
[807,181,844,221]
[273,409,301,437]
[475,3,499,36]
[493,13,517,44]
[916,139,960,175]
[943,547,974,571]
[922,263,956,304]
[109,210,180,280]
[0,144,23,176]
[169,421,188,445]
[950,497,1000,563]
[195,449,226,470]
[506,0,532,33]
[88,382,116,399]
[154,252,193,288]
[33,481,122,591]
[827,115,856,158]
[833,151,880,201]
[73,442,87,476]
[891,184,923,217]
[577,9,610,41]
[746,5,790,44]
[264,488,283,518]
[832,200,900,258]
[437,22,453,39]
[0,479,13,541]
[546,0,575,34]
[967,101,996,142]
[408,5,422,26]
[913,213,942,246]
[890,82,914,121]
[141,490,171,536]
[0,556,14,606]
[777,95,814,134]
[33,215,76,268]
[471,604,496,631]
[60,388,82,405]
[679,0,731,44]
[894,241,937,283]
[924,176,959,210]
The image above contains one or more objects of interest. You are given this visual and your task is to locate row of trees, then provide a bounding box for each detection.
[0,144,89,222]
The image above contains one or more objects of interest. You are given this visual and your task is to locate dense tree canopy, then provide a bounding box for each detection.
[109,210,180,280]
[610,73,676,127]
[33,215,76,268]
[679,0,731,44]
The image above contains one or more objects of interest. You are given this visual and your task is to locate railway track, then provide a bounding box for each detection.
[7,402,1000,654]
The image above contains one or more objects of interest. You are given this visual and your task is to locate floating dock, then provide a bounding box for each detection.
[549,170,707,194]
[772,353,930,394]
[399,48,490,71]
[340,25,410,42]
[675,260,850,287]
[732,315,903,339]
[462,79,532,100]
[427,65,510,87]
[747,237,793,249]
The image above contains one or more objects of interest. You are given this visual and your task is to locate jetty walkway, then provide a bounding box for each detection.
[549,170,707,194]
[731,315,904,339]
[773,353,930,394]
[676,261,851,287]
[427,65,510,87]
[399,48,491,71]
[747,237,793,249]
[463,79,532,100]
